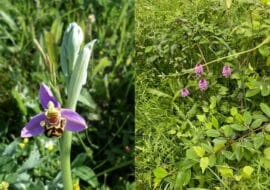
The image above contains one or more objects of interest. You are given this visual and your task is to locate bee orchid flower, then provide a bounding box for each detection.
[21,83,87,138]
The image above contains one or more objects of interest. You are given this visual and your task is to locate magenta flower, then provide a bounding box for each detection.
[181,88,189,97]
[199,78,208,91]
[21,84,87,138]
[195,64,203,75]
[222,65,231,77]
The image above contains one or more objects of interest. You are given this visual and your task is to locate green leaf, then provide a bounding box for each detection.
[92,57,112,77]
[78,88,98,110]
[197,114,206,122]
[17,145,42,173]
[235,142,244,161]
[253,132,264,149]
[230,124,247,131]
[71,153,88,167]
[213,138,227,152]
[0,156,16,173]
[260,103,270,118]
[193,146,205,157]
[261,84,270,96]
[208,155,216,167]
[0,11,17,31]
[153,167,168,179]
[11,89,27,115]
[250,119,263,129]
[222,125,233,137]
[179,159,196,170]
[200,157,209,173]
[222,151,235,160]
[206,129,220,137]
[230,107,238,116]
[264,147,270,159]
[217,166,233,177]
[243,111,252,125]
[186,104,198,119]
[262,157,270,169]
[212,116,219,128]
[73,166,98,188]
[147,88,172,98]
[68,40,97,107]
[174,169,191,189]
[242,166,254,178]
[186,148,199,160]
[201,143,213,153]
[2,139,19,156]
[259,45,270,57]
[245,89,260,97]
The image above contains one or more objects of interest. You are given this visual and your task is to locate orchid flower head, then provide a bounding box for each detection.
[21,83,87,138]
[181,88,189,97]
[222,65,231,77]
[199,78,208,91]
[195,64,203,76]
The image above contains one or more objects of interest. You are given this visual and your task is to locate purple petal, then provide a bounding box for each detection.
[21,113,45,137]
[39,83,61,109]
[61,109,87,132]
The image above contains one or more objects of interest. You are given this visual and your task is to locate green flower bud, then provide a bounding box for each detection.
[60,22,84,78]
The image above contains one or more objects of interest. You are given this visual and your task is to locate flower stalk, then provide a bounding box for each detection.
[59,22,96,190]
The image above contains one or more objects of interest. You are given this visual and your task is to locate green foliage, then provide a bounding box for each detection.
[0,0,134,189]
[136,0,270,189]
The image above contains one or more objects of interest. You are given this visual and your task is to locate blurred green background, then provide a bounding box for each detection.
[0,0,134,189]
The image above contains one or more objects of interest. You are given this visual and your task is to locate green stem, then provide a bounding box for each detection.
[159,36,270,78]
[60,131,73,190]
[59,97,77,190]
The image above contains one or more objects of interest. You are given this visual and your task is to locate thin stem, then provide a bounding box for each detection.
[159,36,270,78]
[59,96,77,190]
[59,131,73,190]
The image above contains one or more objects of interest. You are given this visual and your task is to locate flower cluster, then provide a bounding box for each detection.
[180,64,232,97]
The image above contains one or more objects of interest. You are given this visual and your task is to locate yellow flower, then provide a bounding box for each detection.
[18,143,25,149]
[23,138,29,144]
[45,140,54,151]
[73,180,80,190]
[0,181,9,190]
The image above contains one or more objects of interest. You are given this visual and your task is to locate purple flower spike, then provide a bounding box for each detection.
[21,84,88,138]
[199,78,208,91]
[181,88,189,97]
[195,64,203,76]
[222,65,231,77]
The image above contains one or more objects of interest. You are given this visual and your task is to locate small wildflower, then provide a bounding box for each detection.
[73,180,80,190]
[19,143,25,149]
[199,78,208,91]
[23,138,29,144]
[45,140,54,151]
[195,64,203,75]
[21,84,87,138]
[222,65,231,77]
[88,14,96,23]
[0,181,9,190]
[181,88,189,97]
